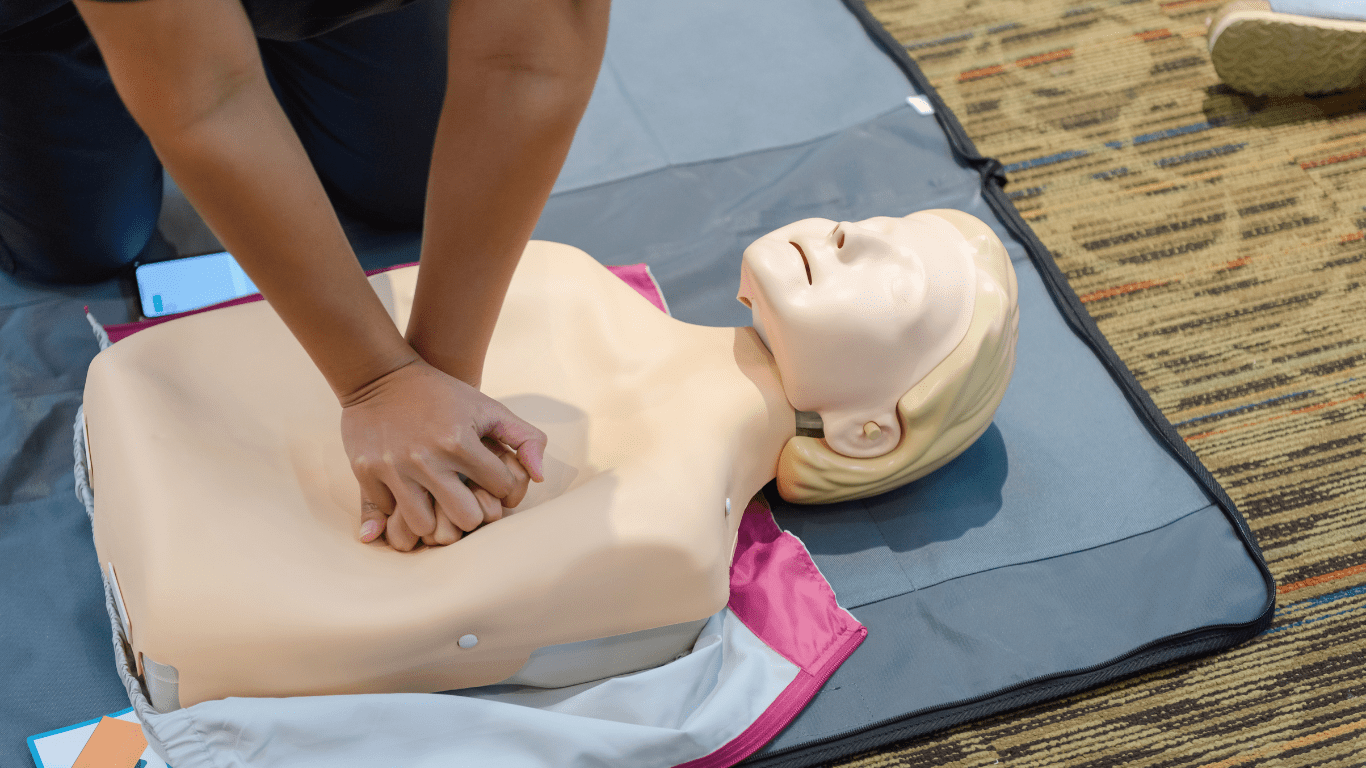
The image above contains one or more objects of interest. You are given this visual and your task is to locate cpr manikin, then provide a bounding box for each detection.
[83,210,1019,711]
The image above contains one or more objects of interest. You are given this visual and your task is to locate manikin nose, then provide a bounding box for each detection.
[830,221,893,265]
[832,222,849,250]
[832,221,870,262]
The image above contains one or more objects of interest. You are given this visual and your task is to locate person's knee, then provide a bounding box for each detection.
[0,148,162,285]
[0,32,165,284]
[0,207,159,285]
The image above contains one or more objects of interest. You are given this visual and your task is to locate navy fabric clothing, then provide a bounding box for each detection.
[234,0,421,41]
[0,0,421,47]
[0,0,442,284]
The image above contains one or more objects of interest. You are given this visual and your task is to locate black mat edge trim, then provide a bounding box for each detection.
[743,623,1263,768]
[740,2,1279,765]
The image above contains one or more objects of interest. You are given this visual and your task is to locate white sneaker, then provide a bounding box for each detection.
[1209,1,1366,95]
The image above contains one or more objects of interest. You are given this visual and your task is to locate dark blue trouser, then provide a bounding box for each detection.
[0,0,447,284]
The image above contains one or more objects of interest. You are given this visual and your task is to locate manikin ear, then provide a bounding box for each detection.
[820,405,901,458]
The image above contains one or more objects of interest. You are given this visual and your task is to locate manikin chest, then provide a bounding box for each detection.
[83,244,760,710]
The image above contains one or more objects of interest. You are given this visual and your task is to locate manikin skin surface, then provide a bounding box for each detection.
[83,211,1006,707]
[738,214,977,458]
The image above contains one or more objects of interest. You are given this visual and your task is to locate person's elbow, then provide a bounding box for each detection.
[74,0,271,142]
[456,45,601,108]
[149,63,267,139]
[448,2,608,108]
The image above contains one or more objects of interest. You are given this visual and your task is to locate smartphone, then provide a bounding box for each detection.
[134,250,259,318]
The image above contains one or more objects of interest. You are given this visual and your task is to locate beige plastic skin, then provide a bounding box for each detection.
[84,211,1014,707]
[777,209,1020,504]
[738,212,977,458]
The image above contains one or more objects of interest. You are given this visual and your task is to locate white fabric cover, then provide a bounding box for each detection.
[118,613,798,768]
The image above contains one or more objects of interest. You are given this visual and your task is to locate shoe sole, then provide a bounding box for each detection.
[1209,10,1366,96]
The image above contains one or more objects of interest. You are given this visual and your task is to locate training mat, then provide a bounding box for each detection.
[1,1,1274,767]
[529,1,1276,766]
[825,2,1366,765]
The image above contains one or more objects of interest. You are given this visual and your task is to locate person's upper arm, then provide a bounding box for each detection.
[73,0,264,136]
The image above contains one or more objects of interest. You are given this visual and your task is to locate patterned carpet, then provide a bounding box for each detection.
[837,1,1366,766]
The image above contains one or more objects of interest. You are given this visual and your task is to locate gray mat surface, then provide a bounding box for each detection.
[0,1,1270,766]
[554,0,911,193]
[531,95,1268,761]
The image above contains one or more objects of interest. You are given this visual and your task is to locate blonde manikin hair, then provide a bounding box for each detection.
[776,209,1021,505]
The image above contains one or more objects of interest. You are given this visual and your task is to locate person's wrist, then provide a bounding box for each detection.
[405,332,482,390]
[335,345,424,408]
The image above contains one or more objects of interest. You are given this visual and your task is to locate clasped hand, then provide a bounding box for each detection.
[339,358,547,551]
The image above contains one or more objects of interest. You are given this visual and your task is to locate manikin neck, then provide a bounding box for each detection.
[709,325,798,502]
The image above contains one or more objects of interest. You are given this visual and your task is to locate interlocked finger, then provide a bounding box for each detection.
[410,454,487,532]
[391,476,438,538]
[470,485,504,524]
[422,500,462,547]
[385,506,419,551]
[484,438,532,509]
[452,433,519,500]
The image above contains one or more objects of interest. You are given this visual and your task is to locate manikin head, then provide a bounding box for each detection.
[738,209,1020,504]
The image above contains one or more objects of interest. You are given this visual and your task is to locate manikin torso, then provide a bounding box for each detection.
[85,242,796,709]
[83,210,994,711]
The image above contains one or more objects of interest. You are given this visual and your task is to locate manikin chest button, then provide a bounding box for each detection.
[458,634,479,649]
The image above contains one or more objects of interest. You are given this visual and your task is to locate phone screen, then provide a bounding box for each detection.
[135,251,259,318]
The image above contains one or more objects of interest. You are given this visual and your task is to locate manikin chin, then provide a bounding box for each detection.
[83,209,1019,711]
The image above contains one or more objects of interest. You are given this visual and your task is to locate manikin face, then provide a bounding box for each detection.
[737,213,977,458]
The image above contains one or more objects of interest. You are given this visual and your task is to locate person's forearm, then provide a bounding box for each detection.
[74,0,415,401]
[141,77,417,401]
[405,0,610,387]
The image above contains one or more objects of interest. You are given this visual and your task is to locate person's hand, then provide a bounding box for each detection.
[339,358,546,551]
[379,437,534,550]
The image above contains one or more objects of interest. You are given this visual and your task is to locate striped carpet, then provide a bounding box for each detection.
[836,1,1366,766]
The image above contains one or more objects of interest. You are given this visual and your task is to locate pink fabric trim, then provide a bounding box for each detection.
[104,262,666,343]
[675,497,867,768]
[673,634,863,768]
[727,496,864,671]
[106,292,263,344]
[604,263,670,315]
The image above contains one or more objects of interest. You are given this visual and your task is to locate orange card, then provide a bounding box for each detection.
[72,716,147,768]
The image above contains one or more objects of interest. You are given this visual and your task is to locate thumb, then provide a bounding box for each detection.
[359,498,389,543]
[483,409,548,483]
[354,468,394,543]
